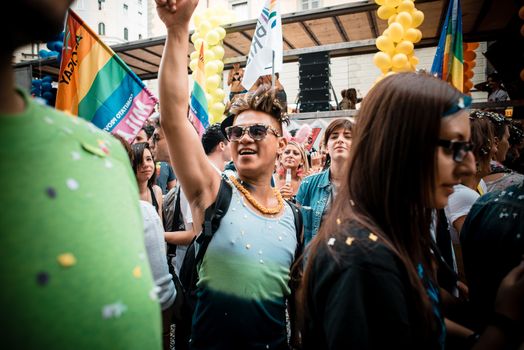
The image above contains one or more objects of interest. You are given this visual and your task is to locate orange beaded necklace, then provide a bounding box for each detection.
[229,176,284,215]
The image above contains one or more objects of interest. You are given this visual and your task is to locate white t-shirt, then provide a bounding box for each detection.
[444,184,480,241]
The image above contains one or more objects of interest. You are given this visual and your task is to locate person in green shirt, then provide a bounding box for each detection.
[0,1,162,348]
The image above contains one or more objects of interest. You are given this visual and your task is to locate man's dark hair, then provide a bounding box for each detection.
[202,123,228,155]
[143,125,155,139]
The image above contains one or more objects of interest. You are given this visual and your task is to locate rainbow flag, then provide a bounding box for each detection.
[188,45,209,136]
[431,0,463,92]
[56,9,157,143]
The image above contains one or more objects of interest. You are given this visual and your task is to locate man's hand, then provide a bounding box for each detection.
[155,0,198,30]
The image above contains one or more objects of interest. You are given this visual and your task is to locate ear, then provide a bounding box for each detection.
[219,141,226,151]
[278,137,288,155]
[493,136,500,146]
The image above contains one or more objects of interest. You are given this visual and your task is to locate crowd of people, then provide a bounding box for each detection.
[2,0,524,349]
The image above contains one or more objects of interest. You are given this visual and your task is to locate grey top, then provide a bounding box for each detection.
[140,200,176,311]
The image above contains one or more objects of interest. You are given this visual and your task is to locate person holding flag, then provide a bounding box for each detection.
[242,0,283,92]
[156,0,302,348]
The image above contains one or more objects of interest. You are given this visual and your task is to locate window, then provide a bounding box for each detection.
[123,3,128,13]
[138,11,142,15]
[230,1,248,21]
[300,0,320,10]
[98,0,105,10]
[139,34,143,40]
[98,22,106,36]
[124,28,129,41]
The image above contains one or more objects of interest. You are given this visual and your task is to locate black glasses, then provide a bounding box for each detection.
[437,139,474,162]
[225,124,281,142]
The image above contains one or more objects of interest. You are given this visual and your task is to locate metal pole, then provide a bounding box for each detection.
[271,50,275,90]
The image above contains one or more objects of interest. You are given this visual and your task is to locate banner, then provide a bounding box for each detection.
[188,45,209,136]
[430,0,463,92]
[56,9,157,142]
[242,0,283,91]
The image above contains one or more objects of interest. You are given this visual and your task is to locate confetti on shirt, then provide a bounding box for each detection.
[57,253,77,267]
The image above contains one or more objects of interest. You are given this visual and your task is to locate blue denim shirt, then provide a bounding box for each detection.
[296,170,331,246]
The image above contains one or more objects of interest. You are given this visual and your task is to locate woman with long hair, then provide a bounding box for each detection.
[295,118,353,245]
[131,142,163,219]
[278,140,310,200]
[299,73,524,349]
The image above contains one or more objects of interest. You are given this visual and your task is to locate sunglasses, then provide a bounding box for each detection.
[437,139,474,162]
[225,124,281,142]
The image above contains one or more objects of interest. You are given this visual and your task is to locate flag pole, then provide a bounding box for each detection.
[271,50,275,90]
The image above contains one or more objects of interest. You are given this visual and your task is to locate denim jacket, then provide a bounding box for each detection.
[296,170,332,245]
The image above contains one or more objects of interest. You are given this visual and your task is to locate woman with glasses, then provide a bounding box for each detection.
[295,118,353,246]
[444,112,495,241]
[299,73,524,349]
[156,1,302,348]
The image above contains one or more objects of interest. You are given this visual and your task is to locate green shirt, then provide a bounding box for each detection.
[0,91,161,349]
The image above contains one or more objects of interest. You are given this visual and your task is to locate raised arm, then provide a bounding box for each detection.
[156,0,220,215]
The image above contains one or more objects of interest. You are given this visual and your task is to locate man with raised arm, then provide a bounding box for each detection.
[156,1,302,348]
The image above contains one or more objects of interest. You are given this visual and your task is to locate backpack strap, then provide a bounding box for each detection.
[194,176,232,264]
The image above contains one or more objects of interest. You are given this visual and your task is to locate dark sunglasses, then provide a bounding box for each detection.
[437,139,474,162]
[225,124,281,142]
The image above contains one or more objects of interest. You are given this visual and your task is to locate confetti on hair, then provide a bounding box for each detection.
[327,237,336,246]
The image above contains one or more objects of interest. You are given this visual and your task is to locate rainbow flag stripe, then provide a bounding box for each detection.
[56,9,157,142]
[431,0,463,92]
[189,45,209,136]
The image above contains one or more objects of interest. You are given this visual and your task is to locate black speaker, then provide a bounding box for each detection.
[299,88,330,101]
[299,102,331,112]
[298,52,331,113]
[299,75,330,90]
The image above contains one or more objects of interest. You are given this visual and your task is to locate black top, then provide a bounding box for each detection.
[302,222,444,350]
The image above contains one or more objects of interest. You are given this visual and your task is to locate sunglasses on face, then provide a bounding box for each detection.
[225,124,281,142]
[438,139,474,162]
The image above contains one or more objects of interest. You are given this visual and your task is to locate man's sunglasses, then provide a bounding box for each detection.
[225,124,281,142]
[437,139,474,162]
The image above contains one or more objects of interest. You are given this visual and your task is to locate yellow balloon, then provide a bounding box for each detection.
[199,20,212,35]
[412,10,424,27]
[206,75,221,90]
[205,61,219,76]
[404,28,419,42]
[212,45,225,60]
[392,53,408,68]
[414,28,422,43]
[205,30,220,46]
[205,93,213,105]
[215,27,226,41]
[190,50,199,61]
[395,40,414,55]
[377,5,396,20]
[191,32,200,45]
[388,15,397,26]
[373,51,392,70]
[383,28,390,37]
[213,88,226,102]
[385,0,401,7]
[214,60,224,73]
[409,55,419,66]
[396,11,412,29]
[388,23,404,43]
[209,15,221,27]
[375,0,385,5]
[397,0,415,13]
[210,102,226,116]
[376,35,395,52]
[204,49,215,63]
[189,59,198,72]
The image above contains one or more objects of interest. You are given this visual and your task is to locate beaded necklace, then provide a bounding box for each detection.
[229,176,284,215]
